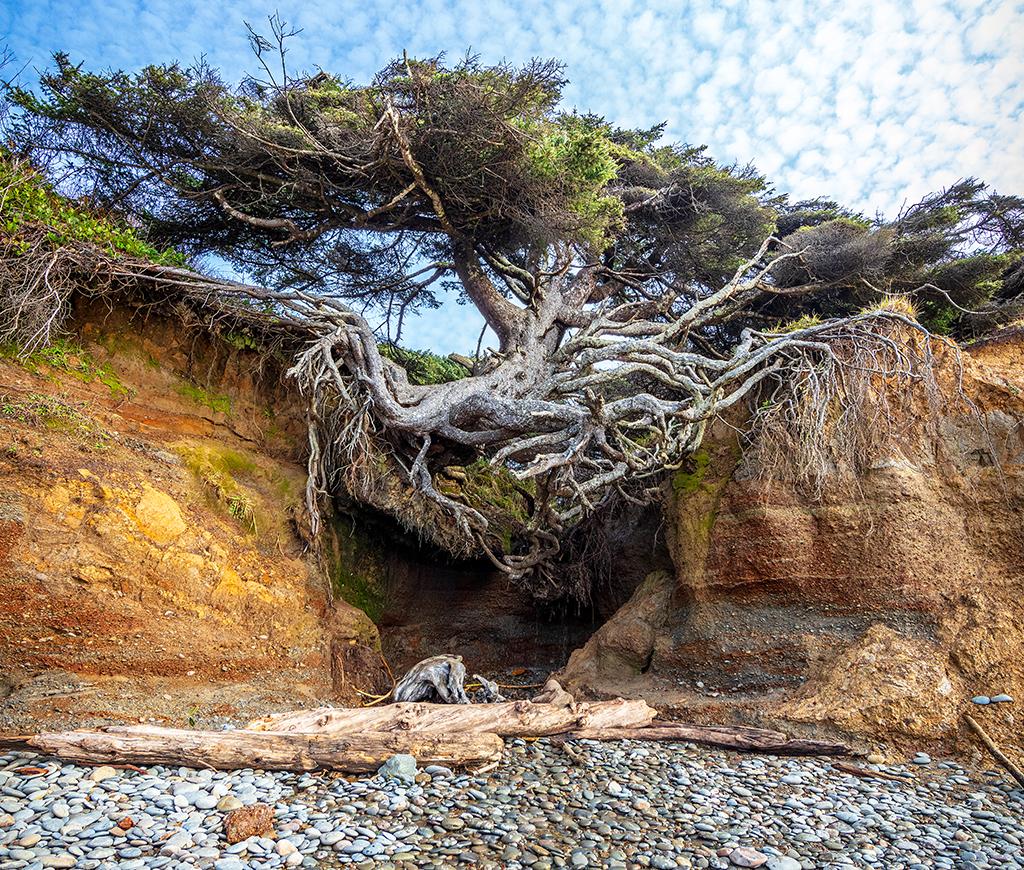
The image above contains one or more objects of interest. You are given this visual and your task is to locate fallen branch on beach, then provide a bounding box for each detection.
[965,714,1024,789]
[555,722,851,756]
[0,726,503,772]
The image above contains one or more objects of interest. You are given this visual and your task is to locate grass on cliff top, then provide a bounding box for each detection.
[0,338,131,399]
[0,151,185,267]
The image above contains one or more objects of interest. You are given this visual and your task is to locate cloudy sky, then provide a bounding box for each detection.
[3,0,1023,352]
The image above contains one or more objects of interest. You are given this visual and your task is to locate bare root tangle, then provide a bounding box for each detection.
[1,228,955,597]
[10,44,1024,601]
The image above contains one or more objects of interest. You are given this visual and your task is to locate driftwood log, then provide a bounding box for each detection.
[0,726,503,772]
[559,722,850,756]
[247,697,658,737]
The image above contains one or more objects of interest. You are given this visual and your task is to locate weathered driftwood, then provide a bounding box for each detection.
[393,655,470,703]
[560,722,850,756]
[531,678,574,707]
[247,697,658,737]
[0,726,503,772]
[471,674,505,703]
[965,714,1024,789]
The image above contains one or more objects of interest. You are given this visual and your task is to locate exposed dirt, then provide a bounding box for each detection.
[0,301,379,732]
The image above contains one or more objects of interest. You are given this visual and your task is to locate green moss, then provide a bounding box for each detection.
[333,563,386,623]
[672,449,711,494]
[175,381,232,415]
[0,338,131,398]
[330,526,387,623]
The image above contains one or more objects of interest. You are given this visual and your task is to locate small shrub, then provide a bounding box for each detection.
[378,344,468,385]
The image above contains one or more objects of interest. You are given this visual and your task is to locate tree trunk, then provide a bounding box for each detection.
[0,726,503,772]
[246,698,658,736]
[558,723,850,756]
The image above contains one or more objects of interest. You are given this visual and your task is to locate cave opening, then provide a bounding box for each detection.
[326,503,610,680]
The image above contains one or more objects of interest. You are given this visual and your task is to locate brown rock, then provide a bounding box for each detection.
[561,327,1024,752]
[134,487,187,545]
[224,803,275,844]
[117,817,134,830]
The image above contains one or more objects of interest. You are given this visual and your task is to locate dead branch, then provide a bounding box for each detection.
[559,722,850,756]
[965,714,1024,789]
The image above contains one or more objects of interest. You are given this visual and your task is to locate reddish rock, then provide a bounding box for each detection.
[224,803,274,844]
[729,847,768,868]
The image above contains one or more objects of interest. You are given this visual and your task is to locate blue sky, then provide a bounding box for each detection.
[3,0,1023,353]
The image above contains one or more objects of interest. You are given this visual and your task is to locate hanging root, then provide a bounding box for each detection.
[743,313,969,497]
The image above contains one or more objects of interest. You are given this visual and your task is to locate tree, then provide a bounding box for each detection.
[6,23,1024,598]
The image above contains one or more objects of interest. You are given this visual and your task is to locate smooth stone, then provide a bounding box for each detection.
[992,694,1013,703]
[88,766,117,782]
[765,859,802,870]
[730,847,769,868]
[972,696,991,705]
[377,755,417,783]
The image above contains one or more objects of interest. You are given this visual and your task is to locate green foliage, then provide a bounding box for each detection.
[773,314,823,334]
[174,442,261,533]
[773,196,870,237]
[525,114,624,249]
[379,344,468,385]
[174,381,232,414]
[1,338,131,398]
[0,152,184,266]
[223,330,264,352]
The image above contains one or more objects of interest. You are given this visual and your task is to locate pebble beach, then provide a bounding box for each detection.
[2,737,1023,870]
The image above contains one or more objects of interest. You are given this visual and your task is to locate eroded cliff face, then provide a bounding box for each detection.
[561,330,1024,755]
[0,299,381,731]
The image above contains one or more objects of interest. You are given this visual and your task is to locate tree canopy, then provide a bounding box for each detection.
[4,25,1024,598]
